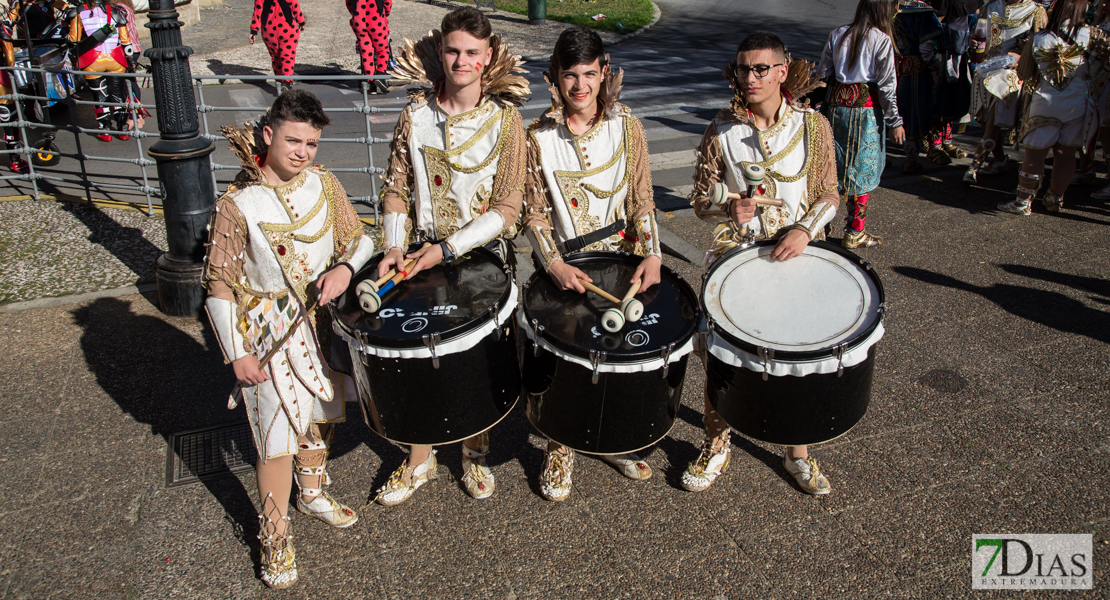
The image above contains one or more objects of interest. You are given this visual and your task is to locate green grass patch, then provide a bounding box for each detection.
[479,0,655,35]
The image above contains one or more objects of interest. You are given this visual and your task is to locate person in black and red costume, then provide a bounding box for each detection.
[67,0,135,141]
[347,0,391,92]
[249,0,304,92]
[0,14,28,172]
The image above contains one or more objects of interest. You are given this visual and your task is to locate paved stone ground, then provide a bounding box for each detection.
[187,0,619,78]
[0,199,166,305]
[1,165,1109,597]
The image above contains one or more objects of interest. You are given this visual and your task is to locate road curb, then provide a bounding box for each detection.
[520,0,661,63]
[0,283,159,314]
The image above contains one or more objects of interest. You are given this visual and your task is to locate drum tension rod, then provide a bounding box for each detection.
[660,343,676,378]
[422,332,442,369]
[531,319,544,357]
[757,347,774,381]
[488,304,499,340]
[589,350,607,385]
[835,344,845,378]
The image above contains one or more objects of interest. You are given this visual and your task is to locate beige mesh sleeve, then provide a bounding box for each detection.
[625,117,660,257]
[203,196,248,302]
[522,130,562,269]
[689,121,731,224]
[379,105,415,217]
[327,172,375,270]
[488,107,527,231]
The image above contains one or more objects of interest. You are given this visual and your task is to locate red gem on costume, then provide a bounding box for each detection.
[645,233,651,240]
[278,245,287,256]
[343,508,353,515]
[619,231,625,238]
[757,185,766,196]
[571,199,578,208]
[434,175,443,186]
[478,483,486,490]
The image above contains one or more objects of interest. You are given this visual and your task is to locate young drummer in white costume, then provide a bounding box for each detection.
[998,0,1110,214]
[964,0,1047,183]
[373,6,529,505]
[683,32,841,495]
[522,27,663,502]
[204,90,376,589]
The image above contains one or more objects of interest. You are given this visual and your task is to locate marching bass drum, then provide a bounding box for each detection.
[331,247,519,446]
[521,252,699,455]
[701,240,885,446]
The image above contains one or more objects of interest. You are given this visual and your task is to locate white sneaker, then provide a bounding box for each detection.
[681,436,731,492]
[783,454,832,495]
[600,453,653,481]
[540,447,574,502]
[1092,184,1110,200]
[376,450,438,506]
[997,198,1032,216]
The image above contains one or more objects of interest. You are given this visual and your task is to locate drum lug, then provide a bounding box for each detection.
[589,349,607,384]
[422,332,442,369]
[834,344,845,377]
[660,342,675,378]
[859,258,873,271]
[488,304,499,339]
[757,346,774,381]
[878,302,888,315]
[531,319,544,357]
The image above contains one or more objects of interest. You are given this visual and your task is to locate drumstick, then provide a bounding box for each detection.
[577,278,622,304]
[708,182,784,207]
[356,255,418,313]
[620,279,644,322]
[374,242,432,287]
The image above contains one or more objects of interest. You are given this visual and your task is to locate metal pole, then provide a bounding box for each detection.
[145,0,216,316]
[528,0,546,25]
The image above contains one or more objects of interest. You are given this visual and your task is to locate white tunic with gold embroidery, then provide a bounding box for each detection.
[717,103,832,239]
[408,96,517,242]
[525,104,660,268]
[204,166,375,460]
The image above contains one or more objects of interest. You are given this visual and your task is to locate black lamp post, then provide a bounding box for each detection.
[528,0,546,24]
[145,0,216,316]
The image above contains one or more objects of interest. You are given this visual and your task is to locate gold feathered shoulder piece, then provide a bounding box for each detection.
[219,120,267,191]
[537,55,624,127]
[388,31,530,106]
[721,57,821,122]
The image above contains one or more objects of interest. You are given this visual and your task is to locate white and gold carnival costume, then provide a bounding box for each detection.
[970,0,1047,128]
[204,124,375,461]
[379,31,529,256]
[1017,24,1110,148]
[691,60,840,259]
[523,64,660,267]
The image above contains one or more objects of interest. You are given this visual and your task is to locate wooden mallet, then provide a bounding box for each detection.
[354,243,431,313]
[707,164,784,207]
[620,279,644,322]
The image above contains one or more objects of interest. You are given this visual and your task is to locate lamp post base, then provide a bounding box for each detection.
[155,253,205,316]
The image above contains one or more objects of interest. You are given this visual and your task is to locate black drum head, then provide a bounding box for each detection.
[523,252,699,362]
[333,247,511,349]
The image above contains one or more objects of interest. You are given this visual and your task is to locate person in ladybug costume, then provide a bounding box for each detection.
[249,0,304,91]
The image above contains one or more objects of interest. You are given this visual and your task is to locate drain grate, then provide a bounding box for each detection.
[165,422,257,488]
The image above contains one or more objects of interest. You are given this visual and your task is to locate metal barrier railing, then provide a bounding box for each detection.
[0,65,399,220]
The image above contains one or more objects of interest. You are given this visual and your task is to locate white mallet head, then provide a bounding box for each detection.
[708,181,730,206]
[601,307,626,333]
[621,298,644,322]
[742,164,766,189]
[355,280,382,313]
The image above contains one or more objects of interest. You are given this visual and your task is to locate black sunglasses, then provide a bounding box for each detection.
[735,63,785,79]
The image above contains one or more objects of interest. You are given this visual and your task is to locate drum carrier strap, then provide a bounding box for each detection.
[556,219,626,255]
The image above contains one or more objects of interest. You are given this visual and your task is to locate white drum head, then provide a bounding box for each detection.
[703,244,881,353]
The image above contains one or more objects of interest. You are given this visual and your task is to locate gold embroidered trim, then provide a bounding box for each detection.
[442,96,498,128]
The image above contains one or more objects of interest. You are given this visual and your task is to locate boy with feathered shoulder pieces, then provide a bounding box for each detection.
[521,27,663,502]
[203,90,375,590]
[372,6,529,506]
[683,32,841,496]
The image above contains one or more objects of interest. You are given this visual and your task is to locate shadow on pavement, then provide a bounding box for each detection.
[59,202,162,280]
[893,266,1110,344]
[71,296,259,557]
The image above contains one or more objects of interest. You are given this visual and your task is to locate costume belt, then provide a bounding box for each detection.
[556,219,627,254]
[829,82,875,108]
[895,55,927,76]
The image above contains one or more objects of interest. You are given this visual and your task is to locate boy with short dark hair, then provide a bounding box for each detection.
[204,89,376,589]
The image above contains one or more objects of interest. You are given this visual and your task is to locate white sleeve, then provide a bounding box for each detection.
[205,296,249,363]
[342,234,376,272]
[382,212,408,250]
[446,211,505,256]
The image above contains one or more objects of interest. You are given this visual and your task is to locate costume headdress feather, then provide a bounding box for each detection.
[219,120,267,191]
[388,31,530,106]
[721,56,822,122]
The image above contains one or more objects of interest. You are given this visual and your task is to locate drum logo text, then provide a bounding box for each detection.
[379,305,458,319]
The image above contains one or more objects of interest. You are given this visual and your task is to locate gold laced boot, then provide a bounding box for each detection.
[842,229,883,248]
[681,431,732,492]
[294,439,359,528]
[461,432,495,499]
[998,170,1039,215]
[258,494,298,589]
[540,444,574,502]
[376,449,438,507]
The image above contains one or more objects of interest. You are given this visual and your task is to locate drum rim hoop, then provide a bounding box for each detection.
[335,246,513,349]
[522,251,701,363]
[700,240,886,360]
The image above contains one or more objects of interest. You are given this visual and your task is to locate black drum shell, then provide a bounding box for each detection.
[523,343,688,455]
[351,326,520,446]
[705,344,877,446]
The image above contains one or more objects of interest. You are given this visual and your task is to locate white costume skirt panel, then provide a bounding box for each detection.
[243,369,348,462]
[1022,117,1087,149]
